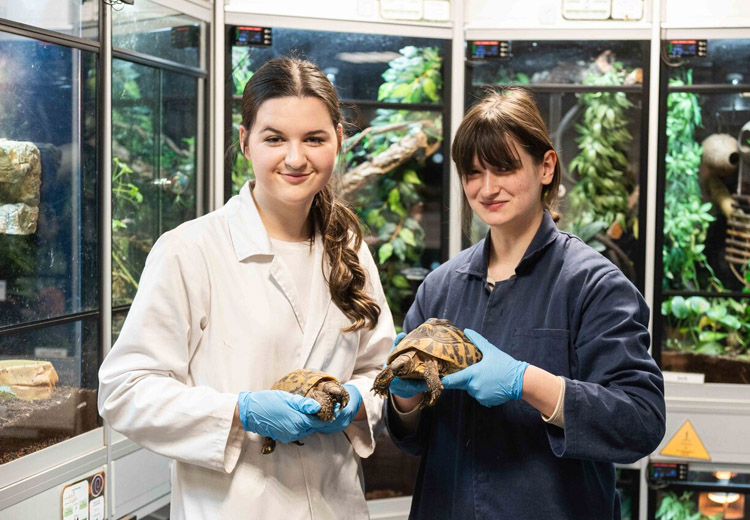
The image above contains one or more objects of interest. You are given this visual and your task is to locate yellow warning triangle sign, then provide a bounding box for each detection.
[660,420,711,460]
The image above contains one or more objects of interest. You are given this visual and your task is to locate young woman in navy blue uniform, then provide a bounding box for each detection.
[385,88,665,519]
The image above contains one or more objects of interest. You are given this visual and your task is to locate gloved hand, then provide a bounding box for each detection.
[311,384,362,434]
[237,390,321,443]
[440,329,529,407]
[386,332,428,398]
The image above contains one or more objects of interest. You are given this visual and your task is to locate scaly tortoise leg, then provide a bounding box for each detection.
[421,357,443,408]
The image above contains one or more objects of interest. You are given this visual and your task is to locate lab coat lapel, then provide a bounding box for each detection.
[300,235,332,366]
[269,257,306,333]
[228,183,306,333]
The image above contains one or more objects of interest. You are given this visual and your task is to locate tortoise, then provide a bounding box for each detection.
[262,368,349,454]
[372,318,482,408]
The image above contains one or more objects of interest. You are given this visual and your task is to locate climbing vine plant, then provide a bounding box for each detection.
[663,70,717,292]
[567,66,634,244]
[660,70,749,358]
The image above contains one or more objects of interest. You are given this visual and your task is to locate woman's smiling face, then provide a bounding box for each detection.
[462,138,556,231]
[242,96,341,210]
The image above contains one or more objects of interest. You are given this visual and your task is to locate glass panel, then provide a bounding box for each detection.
[343,107,445,322]
[0,32,98,328]
[0,318,100,465]
[661,295,750,383]
[468,40,645,87]
[662,72,750,294]
[665,39,750,86]
[112,310,127,345]
[658,39,750,384]
[112,59,199,306]
[466,40,647,288]
[112,0,204,68]
[616,467,640,520]
[0,0,99,41]
[230,28,446,103]
[228,30,448,326]
[361,434,419,500]
[650,465,750,519]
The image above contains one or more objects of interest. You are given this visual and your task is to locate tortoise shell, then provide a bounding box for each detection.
[271,369,338,396]
[388,318,481,369]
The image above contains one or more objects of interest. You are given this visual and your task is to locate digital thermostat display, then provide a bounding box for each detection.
[234,26,272,47]
[470,41,509,60]
[668,40,707,58]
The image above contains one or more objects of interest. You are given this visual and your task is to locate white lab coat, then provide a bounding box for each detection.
[98,182,395,519]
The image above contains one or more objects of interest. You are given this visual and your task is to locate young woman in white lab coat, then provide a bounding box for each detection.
[98,57,395,519]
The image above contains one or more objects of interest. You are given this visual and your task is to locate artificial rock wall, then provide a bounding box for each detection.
[0,139,42,235]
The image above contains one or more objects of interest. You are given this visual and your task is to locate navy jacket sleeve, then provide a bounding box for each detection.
[546,268,666,463]
[384,282,433,456]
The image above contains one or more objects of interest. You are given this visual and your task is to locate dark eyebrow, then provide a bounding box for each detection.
[258,127,328,136]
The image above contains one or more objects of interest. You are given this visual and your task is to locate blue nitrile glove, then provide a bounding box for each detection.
[440,329,529,407]
[311,384,362,434]
[386,332,429,398]
[237,390,322,443]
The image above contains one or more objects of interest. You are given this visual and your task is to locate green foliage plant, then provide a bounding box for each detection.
[376,46,442,104]
[230,50,256,196]
[349,46,443,323]
[567,66,634,241]
[111,157,144,304]
[111,60,197,305]
[659,70,750,360]
[655,491,720,520]
[662,295,750,357]
[232,47,254,95]
[662,70,717,291]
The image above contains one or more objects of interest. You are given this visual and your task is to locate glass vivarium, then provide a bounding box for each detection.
[0,0,99,41]
[467,40,648,289]
[654,466,750,520]
[0,33,98,328]
[229,28,448,328]
[0,32,99,464]
[659,39,750,383]
[0,319,100,465]
[111,57,201,307]
[112,0,205,69]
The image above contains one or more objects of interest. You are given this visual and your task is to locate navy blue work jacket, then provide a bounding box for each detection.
[386,211,666,520]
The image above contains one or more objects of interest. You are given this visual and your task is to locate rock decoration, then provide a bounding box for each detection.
[0,139,42,235]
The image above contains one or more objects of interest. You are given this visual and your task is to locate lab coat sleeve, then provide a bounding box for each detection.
[545,269,666,463]
[342,242,396,458]
[98,230,245,473]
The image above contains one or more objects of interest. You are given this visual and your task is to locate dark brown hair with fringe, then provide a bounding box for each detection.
[240,57,380,332]
[452,87,561,212]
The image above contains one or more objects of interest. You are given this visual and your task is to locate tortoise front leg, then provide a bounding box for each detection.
[261,437,276,454]
[373,352,417,397]
[319,381,350,412]
[310,390,335,421]
[421,357,443,408]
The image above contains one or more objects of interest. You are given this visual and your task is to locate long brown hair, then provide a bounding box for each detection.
[451,87,561,212]
[240,57,380,331]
